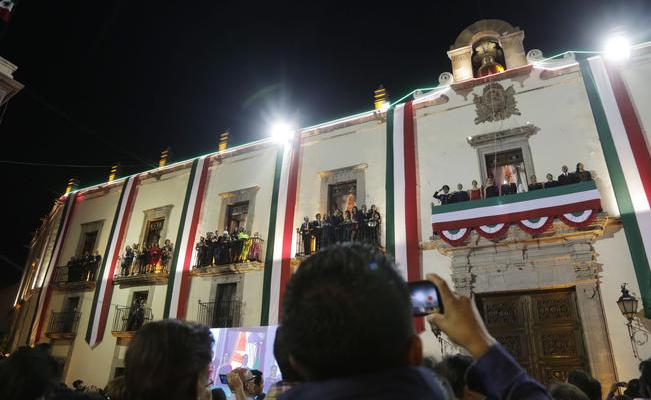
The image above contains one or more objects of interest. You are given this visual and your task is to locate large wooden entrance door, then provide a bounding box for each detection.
[477,288,589,384]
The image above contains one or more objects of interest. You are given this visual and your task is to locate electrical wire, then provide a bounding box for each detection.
[0,160,146,168]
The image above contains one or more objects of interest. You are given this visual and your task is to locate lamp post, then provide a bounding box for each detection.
[617,283,648,360]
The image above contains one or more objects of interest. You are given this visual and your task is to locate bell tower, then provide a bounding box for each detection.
[447,19,527,82]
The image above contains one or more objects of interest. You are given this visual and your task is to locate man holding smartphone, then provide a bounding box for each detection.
[278,243,549,400]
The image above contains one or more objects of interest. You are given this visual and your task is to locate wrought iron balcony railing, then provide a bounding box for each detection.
[197,299,242,328]
[112,305,153,334]
[52,264,99,290]
[46,311,81,339]
[194,236,264,270]
[295,220,382,257]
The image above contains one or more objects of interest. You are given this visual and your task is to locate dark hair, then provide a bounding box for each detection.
[124,319,214,400]
[567,370,601,400]
[432,354,474,398]
[442,185,450,191]
[281,242,414,380]
[251,369,263,386]
[273,327,301,382]
[0,346,57,400]
[73,379,84,389]
[624,379,641,398]
[639,358,651,397]
[550,383,590,400]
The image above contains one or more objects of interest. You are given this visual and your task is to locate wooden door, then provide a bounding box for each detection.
[477,288,589,385]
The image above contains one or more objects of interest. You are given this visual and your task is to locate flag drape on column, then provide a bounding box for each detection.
[581,56,651,317]
[386,101,424,332]
[86,176,139,347]
[164,156,210,319]
[261,135,302,326]
[31,193,77,343]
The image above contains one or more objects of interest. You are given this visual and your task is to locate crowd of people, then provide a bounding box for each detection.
[194,228,263,268]
[5,242,651,400]
[118,239,175,277]
[60,251,102,283]
[297,204,381,256]
[433,162,593,205]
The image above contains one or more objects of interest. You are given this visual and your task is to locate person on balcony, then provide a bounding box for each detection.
[368,205,381,247]
[300,217,312,256]
[350,207,360,241]
[196,236,207,267]
[161,239,174,272]
[469,180,482,200]
[528,175,544,191]
[558,165,577,186]
[148,241,162,273]
[433,185,454,205]
[575,162,593,182]
[121,245,135,277]
[126,298,145,332]
[311,213,324,252]
[238,229,252,263]
[500,176,517,196]
[484,178,499,198]
[137,244,149,275]
[248,232,262,262]
[218,231,232,264]
[452,183,470,202]
[342,211,354,242]
[544,173,559,188]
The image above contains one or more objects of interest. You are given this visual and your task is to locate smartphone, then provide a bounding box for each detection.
[219,374,228,385]
[408,280,444,316]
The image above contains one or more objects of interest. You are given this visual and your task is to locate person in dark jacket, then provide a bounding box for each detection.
[575,162,593,182]
[484,177,499,198]
[434,185,454,205]
[278,243,549,400]
[452,183,470,202]
[528,175,544,191]
[558,165,577,186]
[545,173,559,188]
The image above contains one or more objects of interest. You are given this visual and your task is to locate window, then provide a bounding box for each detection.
[131,291,148,307]
[328,180,357,213]
[485,148,528,186]
[76,220,104,257]
[64,296,80,313]
[225,202,249,234]
[213,283,238,328]
[80,231,98,256]
[144,218,165,247]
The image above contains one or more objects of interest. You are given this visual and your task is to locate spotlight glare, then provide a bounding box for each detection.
[270,121,294,144]
[604,35,631,61]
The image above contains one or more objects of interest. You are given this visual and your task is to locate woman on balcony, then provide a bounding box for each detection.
[575,162,593,182]
[469,180,482,200]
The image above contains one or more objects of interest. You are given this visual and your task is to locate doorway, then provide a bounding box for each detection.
[225,202,249,234]
[477,288,589,384]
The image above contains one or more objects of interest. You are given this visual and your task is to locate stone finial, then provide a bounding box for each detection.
[438,72,454,85]
[374,85,389,111]
[65,178,79,194]
[108,164,119,182]
[159,147,170,168]
[218,130,229,152]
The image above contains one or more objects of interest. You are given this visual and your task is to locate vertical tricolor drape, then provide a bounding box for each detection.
[86,176,139,347]
[386,101,424,331]
[261,135,302,325]
[164,156,211,319]
[31,193,77,344]
[582,56,651,317]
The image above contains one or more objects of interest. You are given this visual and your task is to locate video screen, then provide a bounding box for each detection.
[209,325,280,395]
[409,281,442,316]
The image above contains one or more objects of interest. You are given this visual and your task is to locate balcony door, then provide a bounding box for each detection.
[213,283,238,328]
[226,202,249,234]
[328,180,357,213]
[485,148,527,187]
[477,288,589,385]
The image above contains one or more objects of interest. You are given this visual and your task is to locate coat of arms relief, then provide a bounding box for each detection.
[473,82,521,124]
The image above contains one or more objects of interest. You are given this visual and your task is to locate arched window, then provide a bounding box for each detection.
[472,39,506,78]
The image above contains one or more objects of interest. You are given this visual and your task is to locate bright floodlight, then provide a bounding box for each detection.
[270,121,294,144]
[604,35,631,61]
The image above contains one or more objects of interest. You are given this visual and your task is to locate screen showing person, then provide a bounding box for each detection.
[408,280,444,316]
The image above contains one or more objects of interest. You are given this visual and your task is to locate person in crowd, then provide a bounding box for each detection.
[453,183,470,202]
[196,236,207,267]
[104,375,127,400]
[73,379,86,392]
[484,177,499,198]
[433,185,454,204]
[433,354,484,400]
[124,319,213,400]
[550,383,589,400]
[469,180,482,200]
[121,246,135,277]
[0,346,57,400]
[606,381,634,400]
[567,369,602,400]
[267,327,302,400]
[279,242,548,399]
[545,173,559,188]
[251,369,265,400]
[227,367,258,400]
[639,358,651,398]
[575,162,592,182]
[300,216,311,256]
[558,165,576,186]
[528,175,543,191]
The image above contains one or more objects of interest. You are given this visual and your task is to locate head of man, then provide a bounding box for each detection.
[281,242,420,380]
[228,368,257,396]
[562,165,569,173]
[456,183,463,191]
[442,185,450,193]
[251,369,264,395]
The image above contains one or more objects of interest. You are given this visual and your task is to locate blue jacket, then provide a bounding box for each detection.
[278,344,548,400]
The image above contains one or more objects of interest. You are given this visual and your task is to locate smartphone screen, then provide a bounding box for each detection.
[408,280,443,316]
[219,374,229,385]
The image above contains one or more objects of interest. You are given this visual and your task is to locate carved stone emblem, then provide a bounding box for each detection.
[473,82,521,124]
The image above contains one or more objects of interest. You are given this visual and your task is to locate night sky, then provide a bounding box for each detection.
[1,0,650,287]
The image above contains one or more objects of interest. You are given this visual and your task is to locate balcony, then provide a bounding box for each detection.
[45,311,81,340]
[51,264,98,292]
[197,299,242,328]
[113,268,169,288]
[192,236,264,277]
[111,305,153,339]
[295,220,382,258]
[428,181,604,248]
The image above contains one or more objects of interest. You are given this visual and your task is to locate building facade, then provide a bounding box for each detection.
[9,19,651,388]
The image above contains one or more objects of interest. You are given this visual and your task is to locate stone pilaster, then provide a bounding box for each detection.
[447,46,473,82]
[500,30,527,69]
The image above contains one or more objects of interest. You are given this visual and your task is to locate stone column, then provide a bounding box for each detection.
[500,30,527,70]
[447,46,473,82]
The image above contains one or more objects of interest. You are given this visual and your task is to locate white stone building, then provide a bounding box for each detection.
[8,19,651,388]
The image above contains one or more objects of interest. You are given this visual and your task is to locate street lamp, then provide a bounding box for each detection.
[617,283,648,360]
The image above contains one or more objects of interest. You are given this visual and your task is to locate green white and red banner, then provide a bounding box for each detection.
[86,176,139,347]
[261,135,302,325]
[164,156,210,319]
[31,193,77,344]
[432,181,601,246]
[387,101,423,331]
[581,56,651,317]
